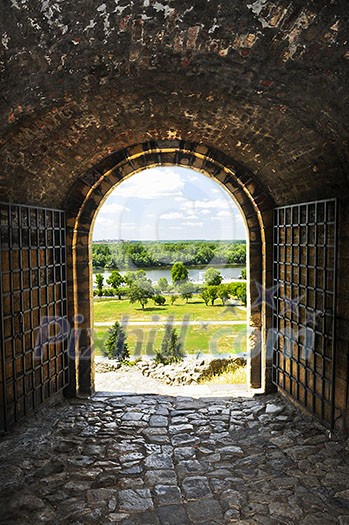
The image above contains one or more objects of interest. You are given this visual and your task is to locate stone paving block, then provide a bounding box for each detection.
[171,433,200,446]
[0,394,348,524]
[145,469,178,486]
[119,488,154,512]
[157,505,190,525]
[176,460,207,480]
[145,453,174,469]
[181,476,212,500]
[149,415,168,427]
[186,498,224,523]
[154,484,182,506]
[173,447,197,461]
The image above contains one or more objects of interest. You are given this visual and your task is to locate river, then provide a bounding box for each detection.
[93,266,245,286]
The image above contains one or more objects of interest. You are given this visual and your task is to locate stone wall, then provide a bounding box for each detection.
[95,356,247,386]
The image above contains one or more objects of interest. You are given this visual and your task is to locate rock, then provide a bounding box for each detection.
[86,488,119,506]
[145,469,178,486]
[265,403,285,416]
[0,465,24,489]
[11,494,45,511]
[149,415,168,427]
[123,412,143,421]
[269,501,303,521]
[154,484,182,505]
[144,453,174,469]
[186,498,224,523]
[182,476,212,500]
[217,446,244,457]
[335,489,349,501]
[172,433,200,446]
[169,424,194,434]
[157,505,190,525]
[174,447,197,461]
[118,489,154,512]
[220,489,242,511]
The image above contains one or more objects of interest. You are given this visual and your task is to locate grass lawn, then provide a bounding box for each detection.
[94,323,247,357]
[94,296,246,323]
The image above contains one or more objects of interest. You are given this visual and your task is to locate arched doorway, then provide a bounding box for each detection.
[64,140,274,396]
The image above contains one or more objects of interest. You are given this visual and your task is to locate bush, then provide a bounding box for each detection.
[155,324,185,365]
[153,294,166,306]
[103,321,129,361]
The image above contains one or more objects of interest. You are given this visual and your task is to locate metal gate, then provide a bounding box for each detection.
[272,199,337,427]
[0,203,69,432]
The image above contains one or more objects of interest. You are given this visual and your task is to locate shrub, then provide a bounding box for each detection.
[103,321,129,361]
[153,294,166,306]
[155,324,184,365]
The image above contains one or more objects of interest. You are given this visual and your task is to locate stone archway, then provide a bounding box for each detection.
[64,140,274,397]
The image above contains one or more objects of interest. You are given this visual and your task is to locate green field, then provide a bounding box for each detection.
[94,296,246,323]
[94,296,247,357]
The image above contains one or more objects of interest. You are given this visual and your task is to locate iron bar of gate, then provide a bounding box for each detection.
[0,202,69,432]
[272,199,337,428]
[0,205,8,432]
[331,201,338,429]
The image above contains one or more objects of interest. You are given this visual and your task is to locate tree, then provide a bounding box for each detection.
[127,276,155,309]
[179,281,195,303]
[204,267,223,286]
[103,321,129,361]
[170,294,179,305]
[95,273,104,296]
[155,324,185,365]
[228,282,247,305]
[201,288,210,306]
[171,262,188,285]
[153,294,166,306]
[217,284,230,305]
[158,277,170,292]
[124,269,146,286]
[201,285,218,306]
[240,268,247,280]
[107,269,124,288]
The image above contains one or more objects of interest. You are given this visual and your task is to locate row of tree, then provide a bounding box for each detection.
[92,240,246,269]
[95,263,247,307]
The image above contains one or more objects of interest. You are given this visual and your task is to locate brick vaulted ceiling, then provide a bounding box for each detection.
[0,0,349,207]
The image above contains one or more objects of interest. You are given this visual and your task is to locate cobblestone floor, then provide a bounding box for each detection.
[0,393,349,525]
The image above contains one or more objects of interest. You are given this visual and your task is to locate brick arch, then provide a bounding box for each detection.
[64,140,274,396]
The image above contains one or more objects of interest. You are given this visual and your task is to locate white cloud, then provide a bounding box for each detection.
[93,166,247,241]
[217,210,231,217]
[100,203,129,214]
[160,212,183,220]
[114,167,185,199]
[182,198,232,210]
[183,221,204,227]
[120,222,136,231]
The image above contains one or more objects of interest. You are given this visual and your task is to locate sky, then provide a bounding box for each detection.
[92,166,247,241]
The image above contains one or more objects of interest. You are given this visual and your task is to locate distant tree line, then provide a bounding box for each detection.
[94,264,247,307]
[92,240,246,269]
